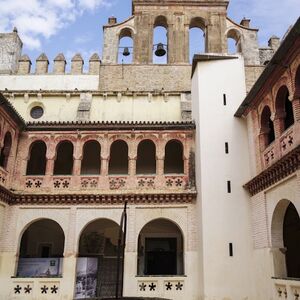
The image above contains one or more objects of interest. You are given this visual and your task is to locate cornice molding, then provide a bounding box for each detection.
[244,145,300,196]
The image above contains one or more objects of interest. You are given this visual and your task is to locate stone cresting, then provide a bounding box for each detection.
[16,52,101,75]
[244,145,300,196]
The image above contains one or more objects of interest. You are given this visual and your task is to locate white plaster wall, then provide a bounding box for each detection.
[9,94,182,122]
[192,55,256,299]
[0,75,99,91]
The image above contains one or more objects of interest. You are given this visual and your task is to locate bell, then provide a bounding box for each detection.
[154,43,166,57]
[123,47,130,56]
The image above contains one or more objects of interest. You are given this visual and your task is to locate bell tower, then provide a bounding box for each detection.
[102,0,229,65]
[132,0,229,64]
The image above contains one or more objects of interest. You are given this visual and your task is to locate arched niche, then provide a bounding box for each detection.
[17,219,65,277]
[54,141,74,175]
[81,140,101,175]
[295,65,300,98]
[136,139,156,175]
[0,131,12,169]
[275,85,294,132]
[118,27,134,64]
[260,106,275,147]
[137,218,184,276]
[26,140,47,175]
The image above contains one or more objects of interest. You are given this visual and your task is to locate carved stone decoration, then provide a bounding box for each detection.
[245,145,300,196]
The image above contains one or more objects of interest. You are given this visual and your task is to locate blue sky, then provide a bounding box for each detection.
[0,0,298,69]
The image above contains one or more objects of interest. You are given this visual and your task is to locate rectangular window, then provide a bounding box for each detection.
[225,142,229,154]
[229,243,233,257]
[227,181,231,193]
[223,94,227,106]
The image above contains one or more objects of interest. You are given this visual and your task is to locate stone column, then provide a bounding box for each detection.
[128,158,136,176]
[273,111,286,138]
[101,157,109,176]
[292,98,300,122]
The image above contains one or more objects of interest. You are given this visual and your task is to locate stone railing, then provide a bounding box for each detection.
[0,167,9,188]
[22,174,191,194]
[11,278,62,298]
[273,278,300,300]
[262,123,300,169]
[136,276,185,300]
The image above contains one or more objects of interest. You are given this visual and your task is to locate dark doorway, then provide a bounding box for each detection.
[145,238,177,275]
[26,141,47,175]
[283,203,300,278]
[54,141,74,175]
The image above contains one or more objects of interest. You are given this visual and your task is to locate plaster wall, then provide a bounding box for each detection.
[8,94,182,122]
[192,56,256,299]
[0,75,99,91]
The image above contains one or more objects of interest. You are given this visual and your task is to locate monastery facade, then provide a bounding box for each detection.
[0,0,299,299]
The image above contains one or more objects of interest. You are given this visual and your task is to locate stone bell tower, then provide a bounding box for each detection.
[102,0,229,65]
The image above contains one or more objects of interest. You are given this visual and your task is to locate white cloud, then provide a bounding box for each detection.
[0,0,110,50]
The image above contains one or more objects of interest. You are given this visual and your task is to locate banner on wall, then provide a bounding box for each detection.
[17,258,62,277]
[74,257,98,299]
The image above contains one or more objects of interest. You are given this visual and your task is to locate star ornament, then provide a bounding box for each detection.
[14,285,22,294]
[139,282,146,291]
[24,285,32,294]
[175,282,183,291]
[41,285,49,294]
[149,282,156,291]
[51,285,59,294]
[165,282,172,290]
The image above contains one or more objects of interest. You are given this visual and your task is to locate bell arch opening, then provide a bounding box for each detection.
[118,28,134,64]
[137,218,184,276]
[189,17,206,62]
[17,219,65,277]
[153,16,168,64]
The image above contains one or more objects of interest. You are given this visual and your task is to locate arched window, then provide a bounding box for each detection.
[77,218,121,298]
[0,132,12,169]
[118,28,134,64]
[164,140,184,174]
[275,86,294,132]
[109,140,128,175]
[226,29,242,54]
[136,140,156,174]
[54,141,74,175]
[17,219,65,277]
[189,17,206,62]
[81,140,101,175]
[26,141,47,175]
[153,16,168,64]
[283,203,300,278]
[137,218,184,276]
[261,106,275,147]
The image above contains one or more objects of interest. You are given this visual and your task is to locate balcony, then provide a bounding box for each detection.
[273,277,300,300]
[262,122,300,169]
[22,174,191,194]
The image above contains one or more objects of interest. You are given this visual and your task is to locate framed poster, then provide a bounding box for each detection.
[75,257,98,299]
[17,258,62,277]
